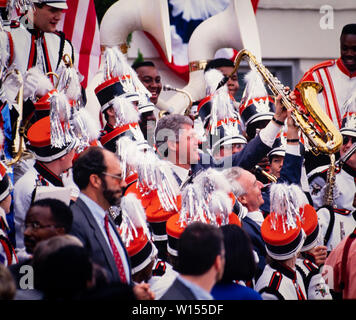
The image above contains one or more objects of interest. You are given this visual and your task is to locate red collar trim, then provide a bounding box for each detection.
[100,123,138,145]
[336,58,356,78]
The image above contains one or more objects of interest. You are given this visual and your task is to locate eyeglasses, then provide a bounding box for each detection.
[24,221,58,231]
[343,136,356,145]
[102,172,123,181]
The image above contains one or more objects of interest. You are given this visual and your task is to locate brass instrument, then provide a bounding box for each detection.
[254,165,277,183]
[160,85,193,118]
[218,49,343,156]
[323,142,356,207]
[323,154,336,207]
[5,69,25,166]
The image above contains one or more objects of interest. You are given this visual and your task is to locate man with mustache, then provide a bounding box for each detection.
[70,146,129,284]
[70,146,155,299]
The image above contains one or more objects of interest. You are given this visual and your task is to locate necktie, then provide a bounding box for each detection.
[104,214,128,284]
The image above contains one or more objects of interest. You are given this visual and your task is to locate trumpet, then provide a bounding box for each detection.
[218,49,343,156]
[254,165,277,183]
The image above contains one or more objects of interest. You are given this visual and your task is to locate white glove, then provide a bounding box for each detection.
[23,70,39,101]
[1,70,22,105]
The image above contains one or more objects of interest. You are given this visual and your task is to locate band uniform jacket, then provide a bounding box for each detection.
[5,17,74,76]
[308,163,356,251]
[13,163,69,250]
[255,261,307,300]
[70,197,132,284]
[295,257,332,300]
[300,58,356,129]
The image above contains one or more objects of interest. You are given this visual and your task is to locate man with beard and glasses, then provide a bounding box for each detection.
[70,146,129,283]
[70,146,154,299]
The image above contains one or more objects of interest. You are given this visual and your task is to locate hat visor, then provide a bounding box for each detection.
[46,3,68,9]
[246,113,274,127]
[341,129,356,138]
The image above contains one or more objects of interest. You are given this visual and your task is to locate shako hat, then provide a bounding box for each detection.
[261,183,306,260]
[27,116,75,162]
[118,193,158,275]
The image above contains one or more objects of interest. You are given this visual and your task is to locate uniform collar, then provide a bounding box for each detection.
[336,58,356,78]
[34,160,64,187]
[20,15,44,39]
[270,260,297,281]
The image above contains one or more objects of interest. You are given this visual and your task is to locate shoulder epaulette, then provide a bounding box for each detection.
[268,271,282,291]
[10,20,20,28]
[152,260,166,277]
[303,259,319,273]
[259,271,285,300]
[308,59,336,73]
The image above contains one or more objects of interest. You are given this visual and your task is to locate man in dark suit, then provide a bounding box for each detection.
[160,222,225,300]
[154,94,289,190]
[70,146,154,299]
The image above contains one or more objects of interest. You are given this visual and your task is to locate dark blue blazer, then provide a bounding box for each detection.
[191,134,271,175]
[241,216,266,281]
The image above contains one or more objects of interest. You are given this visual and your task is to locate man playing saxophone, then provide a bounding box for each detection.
[308,112,356,252]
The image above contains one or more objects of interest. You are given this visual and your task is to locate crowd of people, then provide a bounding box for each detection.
[0,0,355,301]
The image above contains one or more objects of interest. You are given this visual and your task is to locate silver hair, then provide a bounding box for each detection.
[223,167,247,196]
[154,114,193,156]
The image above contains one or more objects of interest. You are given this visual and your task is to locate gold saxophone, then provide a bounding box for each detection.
[220,49,343,156]
[159,85,193,118]
[323,153,336,207]
[324,142,356,207]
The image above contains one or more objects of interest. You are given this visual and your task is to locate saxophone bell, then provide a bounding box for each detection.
[226,49,343,156]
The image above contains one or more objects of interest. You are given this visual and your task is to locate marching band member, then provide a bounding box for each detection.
[255,183,307,300]
[308,111,356,252]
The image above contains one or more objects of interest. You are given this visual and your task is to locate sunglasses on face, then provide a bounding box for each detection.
[343,136,356,145]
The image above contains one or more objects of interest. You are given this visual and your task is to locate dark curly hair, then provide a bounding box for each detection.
[72,146,107,190]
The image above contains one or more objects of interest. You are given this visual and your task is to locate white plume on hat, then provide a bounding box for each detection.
[193,167,232,198]
[204,69,237,133]
[111,96,140,126]
[116,137,178,212]
[102,46,151,99]
[242,69,268,103]
[179,183,210,227]
[49,91,72,148]
[70,107,101,152]
[56,62,83,102]
[208,190,232,225]
[119,193,150,247]
[270,183,302,233]
[204,68,224,95]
